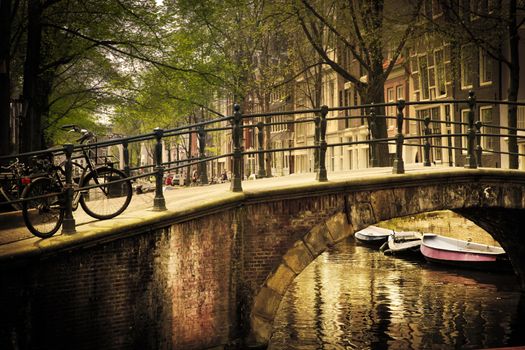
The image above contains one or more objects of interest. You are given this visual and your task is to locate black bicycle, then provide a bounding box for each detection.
[21,125,133,238]
[0,158,31,211]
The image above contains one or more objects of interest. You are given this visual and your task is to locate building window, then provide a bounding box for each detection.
[329,147,335,171]
[329,80,335,108]
[427,54,436,99]
[461,109,469,152]
[419,55,430,99]
[344,88,351,128]
[480,106,497,151]
[461,44,475,89]
[444,44,452,84]
[479,49,493,85]
[386,87,395,126]
[434,49,447,96]
[396,85,404,101]
[340,137,344,170]
[518,105,525,129]
[417,107,442,161]
[430,107,442,161]
[411,56,419,87]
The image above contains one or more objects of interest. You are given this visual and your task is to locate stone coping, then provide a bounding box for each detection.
[0,167,522,266]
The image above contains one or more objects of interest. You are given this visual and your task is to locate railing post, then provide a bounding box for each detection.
[475,120,483,167]
[230,104,243,192]
[198,125,208,185]
[392,99,405,174]
[122,140,130,177]
[423,116,431,166]
[314,112,320,174]
[465,90,477,169]
[62,143,76,234]
[153,127,166,211]
[257,122,266,178]
[176,143,180,175]
[316,105,328,182]
[185,127,192,186]
[369,103,379,167]
[446,112,453,167]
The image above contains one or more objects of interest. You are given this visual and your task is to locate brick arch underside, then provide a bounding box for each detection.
[248,181,525,346]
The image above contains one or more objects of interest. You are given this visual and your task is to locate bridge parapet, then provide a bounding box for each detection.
[1,95,525,237]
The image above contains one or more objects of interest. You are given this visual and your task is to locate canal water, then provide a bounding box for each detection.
[269,239,525,350]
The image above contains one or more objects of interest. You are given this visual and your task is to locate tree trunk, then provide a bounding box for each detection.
[0,0,11,156]
[21,0,44,152]
[362,77,390,167]
[507,0,519,169]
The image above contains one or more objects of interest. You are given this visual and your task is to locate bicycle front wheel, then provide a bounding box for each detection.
[22,177,64,238]
[80,167,132,220]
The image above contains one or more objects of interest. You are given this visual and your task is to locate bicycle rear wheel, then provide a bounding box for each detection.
[80,167,132,219]
[22,177,64,238]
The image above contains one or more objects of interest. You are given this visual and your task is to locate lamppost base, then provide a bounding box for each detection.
[316,170,328,182]
[392,160,404,174]
[464,156,477,169]
[62,218,76,234]
[153,197,167,211]
[230,178,243,192]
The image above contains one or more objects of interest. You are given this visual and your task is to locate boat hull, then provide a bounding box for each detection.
[420,234,512,272]
[355,232,389,246]
[354,226,392,246]
[383,231,422,255]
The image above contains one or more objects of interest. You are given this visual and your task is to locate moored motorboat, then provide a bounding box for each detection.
[354,226,393,246]
[420,233,511,271]
[382,231,422,255]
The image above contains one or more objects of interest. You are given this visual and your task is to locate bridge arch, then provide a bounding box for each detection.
[247,176,525,346]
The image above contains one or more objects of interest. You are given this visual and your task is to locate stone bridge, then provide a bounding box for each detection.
[1,167,524,349]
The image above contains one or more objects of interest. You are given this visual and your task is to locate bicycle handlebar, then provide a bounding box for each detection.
[62,124,96,144]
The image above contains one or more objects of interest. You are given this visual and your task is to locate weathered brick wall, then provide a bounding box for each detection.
[241,195,344,290]
[0,230,171,350]
[168,210,238,349]
[0,210,238,350]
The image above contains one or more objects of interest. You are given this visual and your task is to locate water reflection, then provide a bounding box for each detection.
[269,240,524,350]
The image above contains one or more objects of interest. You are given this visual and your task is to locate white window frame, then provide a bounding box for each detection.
[479,48,493,86]
[518,105,525,130]
[419,54,430,100]
[434,48,447,97]
[387,87,395,125]
[410,54,420,100]
[461,109,469,154]
[461,44,475,90]
[480,106,497,151]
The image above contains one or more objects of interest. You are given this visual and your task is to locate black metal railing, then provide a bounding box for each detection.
[1,91,525,236]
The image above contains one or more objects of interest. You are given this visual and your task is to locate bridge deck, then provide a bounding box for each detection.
[0,164,522,264]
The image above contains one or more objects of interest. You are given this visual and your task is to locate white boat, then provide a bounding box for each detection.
[354,226,393,246]
[382,231,422,255]
[420,233,511,271]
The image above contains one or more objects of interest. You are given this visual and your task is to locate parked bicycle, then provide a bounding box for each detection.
[0,158,31,211]
[21,125,133,238]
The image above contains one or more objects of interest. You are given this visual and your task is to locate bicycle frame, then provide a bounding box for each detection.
[53,150,115,212]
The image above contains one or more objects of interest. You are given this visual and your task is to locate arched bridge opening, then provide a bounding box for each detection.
[246,172,525,346]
